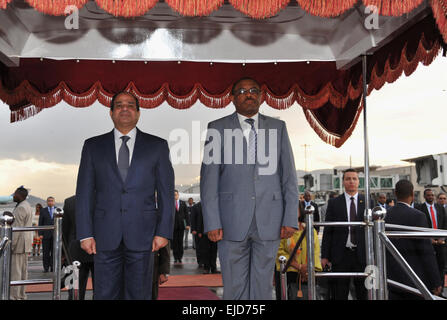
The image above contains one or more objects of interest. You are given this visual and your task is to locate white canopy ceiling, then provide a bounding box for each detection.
[0,0,431,69]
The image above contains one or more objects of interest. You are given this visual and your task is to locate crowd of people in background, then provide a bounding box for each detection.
[7,175,447,300]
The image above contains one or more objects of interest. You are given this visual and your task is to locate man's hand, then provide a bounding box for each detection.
[321,258,331,270]
[208,229,223,242]
[192,231,197,235]
[152,236,168,252]
[280,226,296,239]
[80,238,97,255]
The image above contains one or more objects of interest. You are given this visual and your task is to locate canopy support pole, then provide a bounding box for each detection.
[362,54,377,300]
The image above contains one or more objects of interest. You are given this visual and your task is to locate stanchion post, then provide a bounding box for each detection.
[0,212,14,300]
[279,256,288,300]
[72,261,81,300]
[372,206,388,300]
[305,205,316,300]
[52,208,64,300]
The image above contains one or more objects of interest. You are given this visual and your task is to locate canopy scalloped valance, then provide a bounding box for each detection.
[0,13,443,148]
[0,1,445,40]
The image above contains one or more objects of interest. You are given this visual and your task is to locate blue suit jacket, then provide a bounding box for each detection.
[75,128,175,252]
[38,207,55,239]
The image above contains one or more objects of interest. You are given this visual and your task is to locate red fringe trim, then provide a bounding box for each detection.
[303,98,364,148]
[367,33,441,95]
[0,0,11,9]
[363,0,424,16]
[296,0,358,18]
[165,0,224,17]
[24,0,88,16]
[229,0,290,19]
[431,0,447,43]
[95,0,158,17]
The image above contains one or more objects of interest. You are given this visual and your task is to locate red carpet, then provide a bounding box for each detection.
[157,287,220,300]
[26,274,222,293]
[160,274,223,288]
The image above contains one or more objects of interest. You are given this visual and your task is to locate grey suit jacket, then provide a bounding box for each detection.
[11,200,34,253]
[200,112,298,241]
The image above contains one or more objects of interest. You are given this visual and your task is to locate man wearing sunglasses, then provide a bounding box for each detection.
[200,77,298,300]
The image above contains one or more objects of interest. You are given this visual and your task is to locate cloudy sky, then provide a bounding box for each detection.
[1,56,446,201]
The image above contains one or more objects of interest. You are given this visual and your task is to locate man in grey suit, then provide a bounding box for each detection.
[200,77,298,300]
[11,186,34,300]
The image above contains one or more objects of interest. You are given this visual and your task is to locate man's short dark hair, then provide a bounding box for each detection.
[174,190,179,194]
[231,77,261,95]
[437,192,446,199]
[110,91,140,111]
[395,180,414,200]
[15,187,28,199]
[342,168,358,180]
[423,188,433,196]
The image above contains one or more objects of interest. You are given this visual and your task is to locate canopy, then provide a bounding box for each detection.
[0,0,446,147]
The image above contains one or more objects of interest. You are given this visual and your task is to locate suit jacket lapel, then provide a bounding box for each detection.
[106,130,124,185]
[421,203,432,228]
[125,128,144,185]
[340,195,348,221]
[358,195,365,220]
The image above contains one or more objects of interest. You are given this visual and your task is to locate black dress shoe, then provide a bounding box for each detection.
[202,270,210,274]
[211,270,221,274]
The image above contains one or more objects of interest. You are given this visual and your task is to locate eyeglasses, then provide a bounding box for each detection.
[114,103,137,110]
[234,87,261,96]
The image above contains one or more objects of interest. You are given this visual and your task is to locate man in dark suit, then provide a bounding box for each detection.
[152,243,170,300]
[321,169,367,300]
[173,190,189,263]
[385,180,442,299]
[185,198,195,249]
[299,190,321,233]
[38,196,56,273]
[416,189,446,288]
[62,195,94,300]
[75,92,175,300]
[376,193,390,210]
[191,202,219,274]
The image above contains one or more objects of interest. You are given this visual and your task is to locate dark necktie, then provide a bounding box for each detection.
[118,136,130,182]
[350,197,357,245]
[244,118,257,163]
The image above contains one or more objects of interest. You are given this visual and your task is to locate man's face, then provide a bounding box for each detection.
[174,192,179,201]
[188,198,193,205]
[425,190,435,204]
[13,190,21,203]
[378,194,386,204]
[343,172,359,194]
[47,198,55,207]
[438,194,447,206]
[304,192,311,202]
[110,93,140,129]
[230,80,261,117]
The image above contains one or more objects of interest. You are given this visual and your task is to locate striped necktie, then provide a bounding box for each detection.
[245,118,257,164]
[118,136,130,182]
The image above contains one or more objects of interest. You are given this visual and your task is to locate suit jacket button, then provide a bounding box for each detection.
[252,196,255,200]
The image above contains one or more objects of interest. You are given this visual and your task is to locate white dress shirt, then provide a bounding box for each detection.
[114,127,137,166]
[237,112,259,143]
[344,192,358,248]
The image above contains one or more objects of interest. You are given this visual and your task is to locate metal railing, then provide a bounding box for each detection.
[0,208,80,300]
[280,205,447,300]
